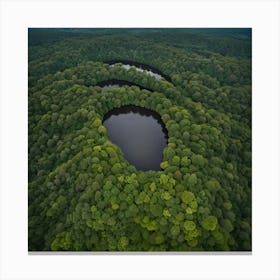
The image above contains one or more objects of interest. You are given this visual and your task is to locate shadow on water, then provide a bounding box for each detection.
[103,105,168,171]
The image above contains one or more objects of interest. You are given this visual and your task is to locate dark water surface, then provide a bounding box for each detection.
[103,105,168,171]
[105,60,172,82]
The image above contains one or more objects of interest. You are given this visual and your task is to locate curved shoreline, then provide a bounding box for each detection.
[102,104,169,140]
[104,60,172,82]
[102,104,168,171]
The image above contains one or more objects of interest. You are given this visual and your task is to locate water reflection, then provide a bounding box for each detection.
[120,64,163,80]
[103,105,168,171]
[105,60,171,82]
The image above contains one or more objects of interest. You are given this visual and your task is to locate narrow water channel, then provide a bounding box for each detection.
[105,60,171,82]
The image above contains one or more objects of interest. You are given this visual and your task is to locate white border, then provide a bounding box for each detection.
[1,0,279,279]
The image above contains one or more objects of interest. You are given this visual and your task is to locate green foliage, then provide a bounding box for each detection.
[98,125,107,135]
[28,28,251,252]
[191,154,207,167]
[223,201,232,210]
[149,182,156,192]
[206,179,221,192]
[118,236,129,250]
[112,163,122,174]
[150,204,163,217]
[181,191,195,204]
[163,209,171,217]
[51,231,72,251]
[184,220,196,231]
[160,161,169,170]
[188,174,197,186]
[201,216,218,231]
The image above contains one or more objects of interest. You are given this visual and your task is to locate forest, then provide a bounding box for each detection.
[28,28,251,251]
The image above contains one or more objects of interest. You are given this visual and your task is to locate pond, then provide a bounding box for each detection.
[105,60,172,82]
[103,105,168,171]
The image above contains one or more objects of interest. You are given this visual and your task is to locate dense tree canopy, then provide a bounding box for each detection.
[28,28,251,251]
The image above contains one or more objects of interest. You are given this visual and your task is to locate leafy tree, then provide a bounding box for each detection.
[181,191,195,204]
[201,216,218,231]
[28,28,251,252]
